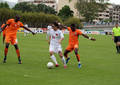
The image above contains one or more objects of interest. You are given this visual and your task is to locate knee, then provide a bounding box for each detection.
[58,51,63,57]
[64,52,67,56]
[6,43,9,48]
[14,44,19,50]
[50,51,53,56]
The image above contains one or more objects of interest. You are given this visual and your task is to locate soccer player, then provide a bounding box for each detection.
[1,23,7,43]
[0,15,35,64]
[112,23,120,53]
[48,22,67,68]
[64,24,96,68]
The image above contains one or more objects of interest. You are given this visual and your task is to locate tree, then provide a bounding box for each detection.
[69,0,107,22]
[0,2,9,9]
[13,2,57,14]
[13,2,35,12]
[36,4,57,14]
[58,5,74,21]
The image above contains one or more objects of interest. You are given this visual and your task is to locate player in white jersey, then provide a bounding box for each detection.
[48,22,67,68]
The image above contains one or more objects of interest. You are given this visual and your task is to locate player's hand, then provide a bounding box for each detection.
[32,32,36,35]
[91,38,96,41]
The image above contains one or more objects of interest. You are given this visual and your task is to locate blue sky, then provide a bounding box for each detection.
[3,0,120,4]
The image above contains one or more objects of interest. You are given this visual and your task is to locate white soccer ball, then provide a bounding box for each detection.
[47,62,54,69]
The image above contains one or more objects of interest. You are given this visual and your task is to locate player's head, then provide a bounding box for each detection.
[52,22,59,30]
[15,15,20,22]
[115,23,119,28]
[71,24,76,31]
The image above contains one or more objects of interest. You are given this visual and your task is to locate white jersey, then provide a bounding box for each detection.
[49,29,64,46]
[49,29,64,53]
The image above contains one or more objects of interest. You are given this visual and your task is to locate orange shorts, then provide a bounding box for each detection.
[5,36,18,45]
[66,44,79,51]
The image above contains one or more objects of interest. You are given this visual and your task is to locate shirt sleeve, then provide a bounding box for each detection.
[1,24,5,28]
[112,28,114,32]
[20,22,24,27]
[60,31,64,39]
[6,19,12,25]
[67,27,71,31]
[77,30,83,35]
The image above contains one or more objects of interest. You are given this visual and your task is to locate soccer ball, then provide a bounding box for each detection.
[47,62,54,69]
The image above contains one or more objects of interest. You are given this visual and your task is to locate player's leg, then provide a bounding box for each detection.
[117,36,120,53]
[49,45,59,66]
[74,47,81,68]
[114,36,120,53]
[116,42,120,53]
[58,51,67,68]
[3,43,9,63]
[64,50,71,64]
[14,44,22,64]
[50,51,59,67]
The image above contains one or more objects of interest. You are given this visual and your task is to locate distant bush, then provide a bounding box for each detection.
[0,8,62,28]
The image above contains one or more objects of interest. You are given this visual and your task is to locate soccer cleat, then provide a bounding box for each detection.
[3,60,6,63]
[66,57,70,64]
[18,61,22,64]
[3,57,7,63]
[55,64,59,67]
[64,65,67,69]
[78,63,82,68]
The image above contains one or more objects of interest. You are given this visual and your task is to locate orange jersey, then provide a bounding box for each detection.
[67,27,82,45]
[6,19,23,37]
[1,24,7,36]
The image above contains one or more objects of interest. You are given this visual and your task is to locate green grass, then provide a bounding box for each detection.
[0,33,120,85]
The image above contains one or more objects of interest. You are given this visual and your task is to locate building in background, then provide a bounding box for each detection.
[18,0,120,23]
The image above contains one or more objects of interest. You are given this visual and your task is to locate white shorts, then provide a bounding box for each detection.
[49,44,62,53]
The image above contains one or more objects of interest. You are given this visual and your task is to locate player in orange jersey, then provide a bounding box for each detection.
[64,24,96,68]
[1,23,7,43]
[0,15,35,64]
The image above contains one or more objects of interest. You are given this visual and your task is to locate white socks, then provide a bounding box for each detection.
[51,55,58,65]
[61,56,66,66]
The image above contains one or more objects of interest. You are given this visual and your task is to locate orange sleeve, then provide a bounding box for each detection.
[1,24,5,28]
[67,27,71,31]
[77,30,82,35]
[6,19,12,25]
[20,22,24,27]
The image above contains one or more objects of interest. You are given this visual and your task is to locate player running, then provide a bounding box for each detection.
[64,24,96,68]
[0,15,35,64]
[48,22,67,68]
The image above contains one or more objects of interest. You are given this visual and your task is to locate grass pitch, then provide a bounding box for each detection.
[0,34,120,85]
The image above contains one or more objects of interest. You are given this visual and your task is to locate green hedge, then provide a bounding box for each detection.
[0,8,62,28]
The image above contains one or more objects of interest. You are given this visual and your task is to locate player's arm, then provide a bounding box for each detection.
[0,24,8,33]
[112,32,114,40]
[59,31,64,44]
[48,36,51,44]
[22,26,35,35]
[82,34,96,41]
